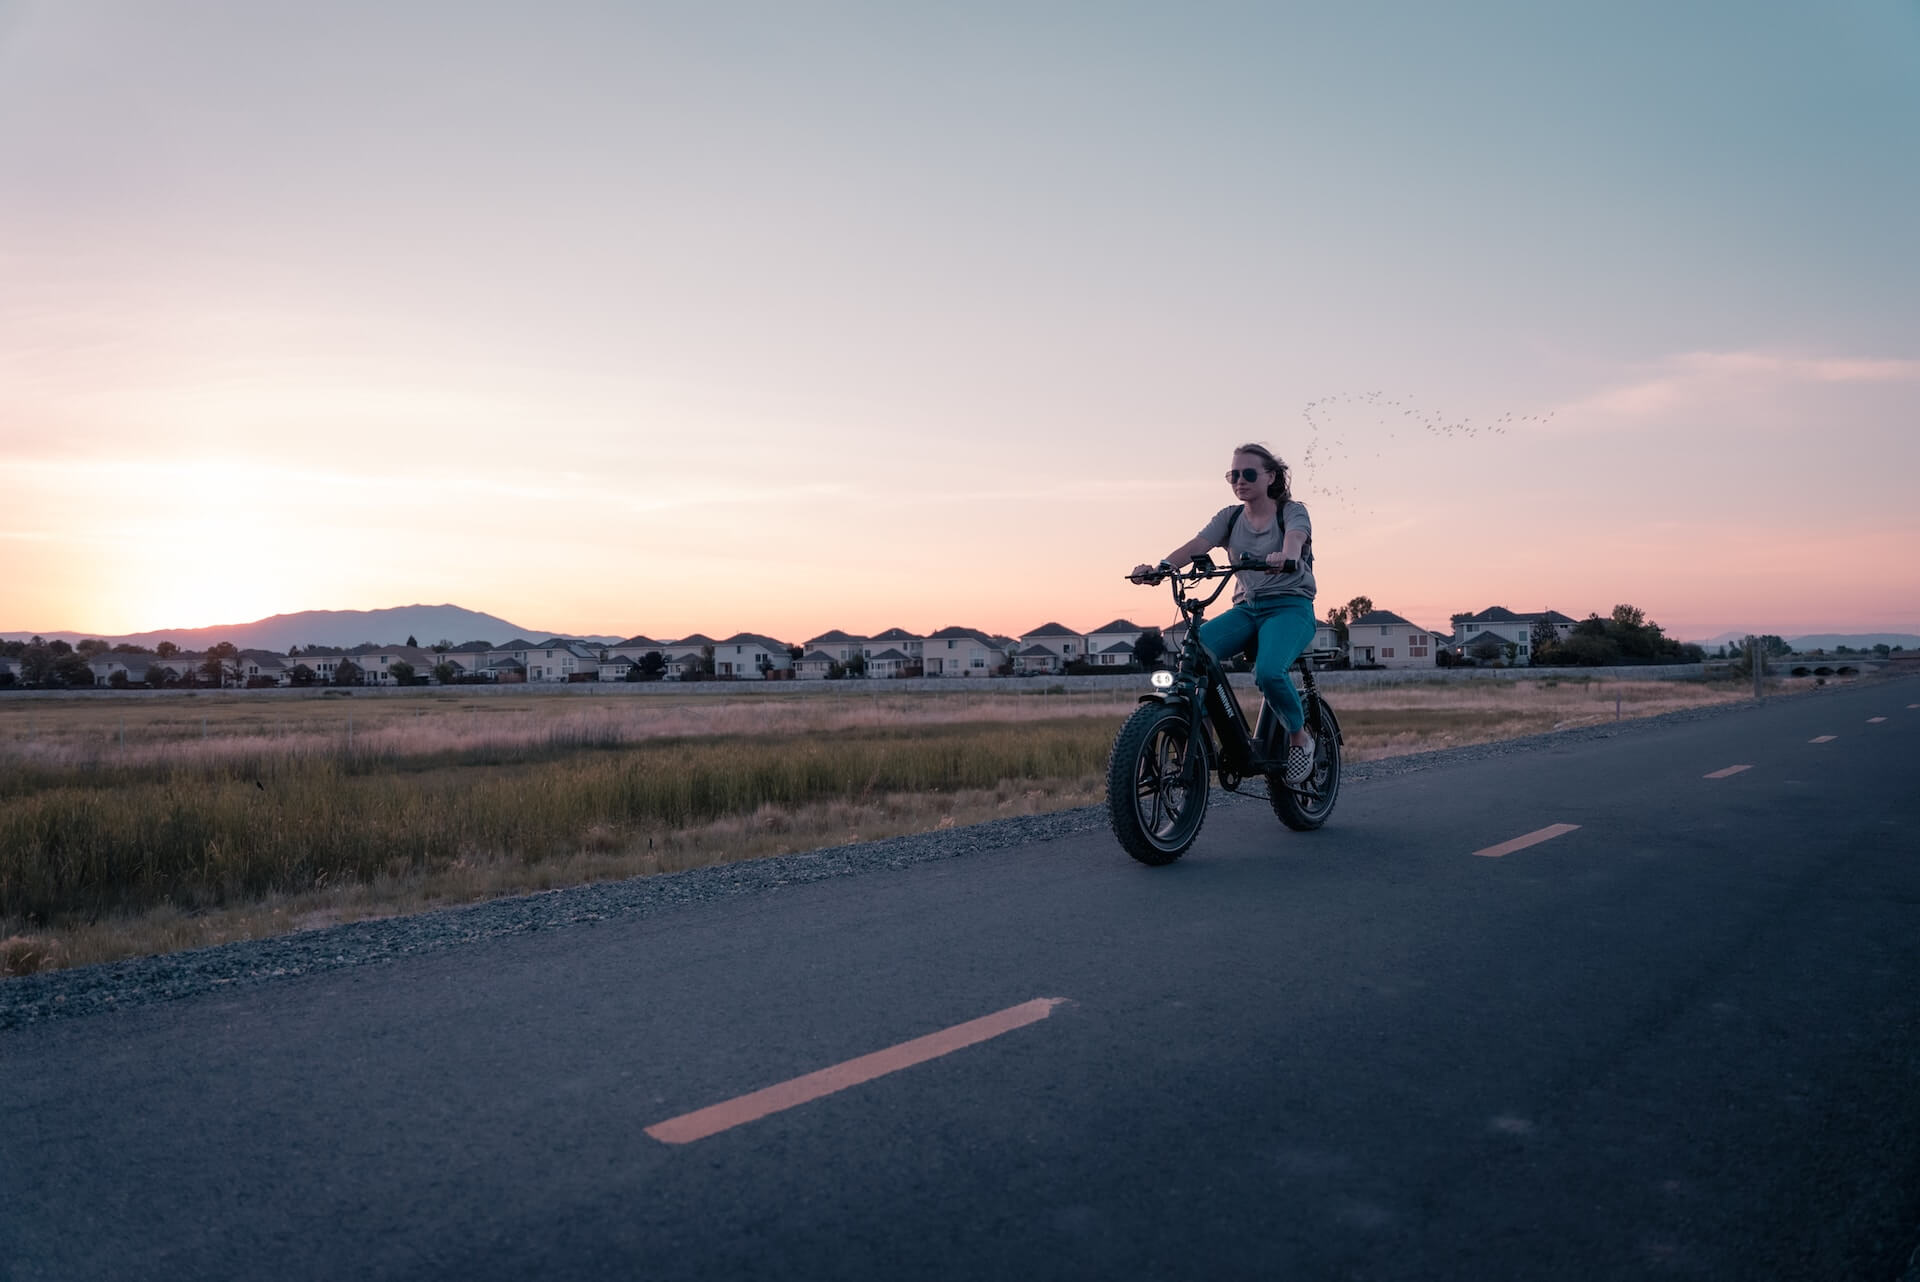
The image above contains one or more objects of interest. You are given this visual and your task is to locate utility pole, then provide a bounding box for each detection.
[1748,634,1763,699]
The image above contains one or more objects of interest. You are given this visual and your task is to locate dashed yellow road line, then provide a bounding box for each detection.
[1473,823,1580,859]
[645,998,1067,1145]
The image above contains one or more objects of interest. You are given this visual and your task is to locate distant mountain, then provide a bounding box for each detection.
[1,605,623,652]
[1689,630,1920,650]
[1786,633,1920,651]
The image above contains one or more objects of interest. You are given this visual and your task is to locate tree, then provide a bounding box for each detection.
[432,640,452,653]
[288,663,316,687]
[76,638,109,657]
[432,661,458,685]
[109,669,130,689]
[388,660,416,686]
[1345,596,1374,626]
[1529,616,1560,663]
[1134,629,1166,669]
[406,635,419,648]
[334,658,363,686]
[1469,636,1506,666]
[155,640,179,659]
[638,651,666,681]
[1323,606,1349,649]
[1610,603,1646,630]
[52,652,95,687]
[844,652,867,678]
[20,641,55,685]
[202,642,240,688]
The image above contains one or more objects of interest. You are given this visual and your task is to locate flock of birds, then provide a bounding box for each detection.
[1293,390,1557,517]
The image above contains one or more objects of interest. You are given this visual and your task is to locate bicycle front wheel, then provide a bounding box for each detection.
[1107,702,1211,865]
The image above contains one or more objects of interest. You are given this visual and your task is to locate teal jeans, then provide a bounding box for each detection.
[1197,594,1317,734]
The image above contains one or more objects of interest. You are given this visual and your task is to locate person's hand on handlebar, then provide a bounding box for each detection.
[1129,561,1172,584]
[1263,552,1300,574]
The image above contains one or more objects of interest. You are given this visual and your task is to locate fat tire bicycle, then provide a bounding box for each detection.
[1107,555,1344,865]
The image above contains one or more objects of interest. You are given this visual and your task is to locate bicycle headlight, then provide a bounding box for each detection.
[1150,670,1175,689]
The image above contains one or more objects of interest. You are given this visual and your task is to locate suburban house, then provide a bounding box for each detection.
[597,655,637,681]
[1084,619,1149,666]
[345,644,438,684]
[607,635,668,664]
[487,639,541,676]
[1090,639,1135,667]
[919,626,1008,677]
[1013,643,1064,675]
[83,653,181,685]
[713,633,792,679]
[1017,623,1086,668]
[803,630,867,664]
[864,647,913,678]
[1448,607,1578,666]
[864,628,922,664]
[663,633,716,680]
[1346,610,1438,668]
[238,651,290,684]
[792,651,837,680]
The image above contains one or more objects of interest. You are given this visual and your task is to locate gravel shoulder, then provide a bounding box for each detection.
[0,687,1841,1029]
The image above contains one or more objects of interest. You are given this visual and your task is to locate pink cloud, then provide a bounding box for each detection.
[1562,349,1920,422]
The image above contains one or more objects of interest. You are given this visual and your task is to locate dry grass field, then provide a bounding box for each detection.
[0,675,1774,975]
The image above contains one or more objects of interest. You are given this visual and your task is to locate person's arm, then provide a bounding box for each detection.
[1132,515,1229,580]
[1262,507,1310,571]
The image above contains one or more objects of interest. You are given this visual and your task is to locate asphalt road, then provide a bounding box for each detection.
[5,679,1918,1280]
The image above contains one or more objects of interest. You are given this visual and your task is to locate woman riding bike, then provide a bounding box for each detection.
[1131,442,1318,784]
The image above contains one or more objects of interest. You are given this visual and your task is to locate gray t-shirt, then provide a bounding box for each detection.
[1195,501,1315,603]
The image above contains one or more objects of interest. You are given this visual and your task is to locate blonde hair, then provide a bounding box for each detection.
[1233,442,1290,504]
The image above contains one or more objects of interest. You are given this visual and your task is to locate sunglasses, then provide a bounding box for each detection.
[1225,468,1267,484]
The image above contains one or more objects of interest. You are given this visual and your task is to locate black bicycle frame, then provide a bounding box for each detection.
[1136,563,1335,780]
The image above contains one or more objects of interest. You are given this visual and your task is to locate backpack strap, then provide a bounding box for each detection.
[1221,505,1240,548]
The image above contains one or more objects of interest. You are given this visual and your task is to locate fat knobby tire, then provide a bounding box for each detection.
[1107,702,1210,865]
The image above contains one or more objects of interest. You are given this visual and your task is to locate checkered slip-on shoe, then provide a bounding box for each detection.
[1282,736,1315,784]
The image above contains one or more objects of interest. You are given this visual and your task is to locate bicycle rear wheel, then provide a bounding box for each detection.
[1269,699,1341,831]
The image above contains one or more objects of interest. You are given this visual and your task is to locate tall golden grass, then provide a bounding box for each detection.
[0,676,1762,974]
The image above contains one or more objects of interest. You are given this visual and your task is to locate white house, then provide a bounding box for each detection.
[803,630,867,664]
[1090,639,1135,668]
[522,639,602,682]
[792,651,837,680]
[864,647,912,678]
[1448,607,1578,666]
[664,633,717,681]
[863,628,922,665]
[714,633,792,679]
[346,645,437,684]
[237,651,290,686]
[1013,643,1063,675]
[1017,622,1086,667]
[1084,619,1151,664]
[918,627,1007,677]
[1346,610,1438,669]
[597,655,637,681]
[609,635,671,663]
[487,638,541,677]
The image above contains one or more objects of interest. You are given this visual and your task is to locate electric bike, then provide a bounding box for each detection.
[1106,555,1344,865]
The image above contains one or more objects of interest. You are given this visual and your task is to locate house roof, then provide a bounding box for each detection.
[796,651,836,664]
[599,654,635,666]
[925,626,1001,646]
[805,629,866,645]
[718,632,787,650]
[616,635,667,648]
[492,638,539,651]
[1452,606,1522,624]
[866,648,909,662]
[451,641,494,653]
[1021,622,1081,638]
[488,658,526,670]
[1351,610,1424,631]
[869,627,917,642]
[1097,640,1135,654]
[674,633,716,647]
[1462,630,1511,649]
[1087,619,1143,635]
[1015,643,1059,657]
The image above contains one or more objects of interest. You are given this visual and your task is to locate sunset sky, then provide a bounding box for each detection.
[4,1,1916,643]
